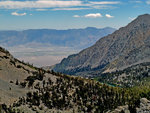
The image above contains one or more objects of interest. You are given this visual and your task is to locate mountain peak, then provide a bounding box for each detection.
[135,14,150,23]
[129,14,150,27]
[137,14,150,19]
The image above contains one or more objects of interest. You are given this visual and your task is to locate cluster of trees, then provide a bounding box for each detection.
[96,62,150,87]
[13,69,46,88]
[0,47,10,55]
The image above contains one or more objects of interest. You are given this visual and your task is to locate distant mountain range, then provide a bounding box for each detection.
[53,14,150,77]
[0,27,115,49]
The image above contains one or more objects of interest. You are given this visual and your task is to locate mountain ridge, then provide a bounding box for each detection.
[53,14,150,76]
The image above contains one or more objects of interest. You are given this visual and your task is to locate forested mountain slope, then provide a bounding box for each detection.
[1,46,150,113]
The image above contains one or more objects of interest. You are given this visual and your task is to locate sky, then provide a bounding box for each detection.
[0,0,150,30]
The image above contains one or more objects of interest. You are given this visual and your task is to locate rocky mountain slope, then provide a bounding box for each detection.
[0,47,31,104]
[53,14,150,76]
[0,47,56,105]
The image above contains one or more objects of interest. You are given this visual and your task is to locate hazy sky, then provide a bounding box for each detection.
[0,0,150,30]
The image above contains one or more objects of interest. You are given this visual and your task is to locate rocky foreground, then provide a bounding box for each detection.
[110,98,150,113]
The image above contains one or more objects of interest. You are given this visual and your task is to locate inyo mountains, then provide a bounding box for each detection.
[0,27,115,49]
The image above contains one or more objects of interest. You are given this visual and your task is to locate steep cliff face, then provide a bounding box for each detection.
[53,14,150,76]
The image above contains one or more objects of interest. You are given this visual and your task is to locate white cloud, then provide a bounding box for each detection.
[73,15,80,18]
[89,1,120,5]
[0,0,82,9]
[128,17,136,21]
[146,0,150,4]
[105,14,114,18]
[0,0,121,11]
[134,1,142,3]
[129,0,142,3]
[11,12,26,16]
[52,7,91,11]
[91,5,116,9]
[36,9,48,11]
[74,13,115,18]
[84,13,102,18]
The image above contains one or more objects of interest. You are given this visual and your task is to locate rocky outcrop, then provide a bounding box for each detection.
[136,98,150,113]
[108,105,130,113]
[108,98,150,113]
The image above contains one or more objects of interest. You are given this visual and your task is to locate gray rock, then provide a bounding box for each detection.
[108,98,150,113]
[136,98,150,113]
[108,105,130,113]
